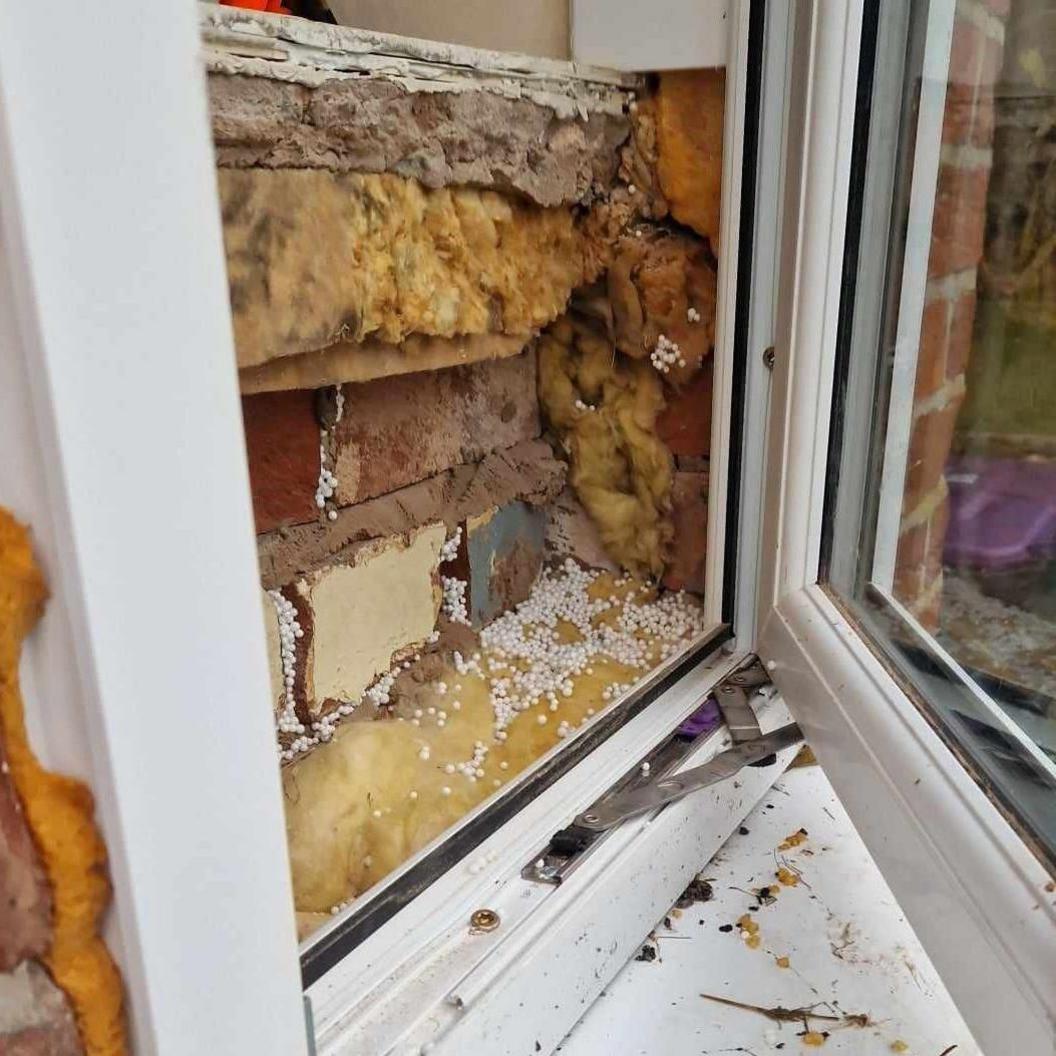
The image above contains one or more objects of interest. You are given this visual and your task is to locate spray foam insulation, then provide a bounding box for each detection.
[220,169,598,368]
[538,317,674,579]
[0,509,127,1056]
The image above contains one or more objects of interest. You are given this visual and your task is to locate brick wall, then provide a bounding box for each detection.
[893,0,1007,627]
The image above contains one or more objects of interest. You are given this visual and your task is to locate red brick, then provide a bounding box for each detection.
[662,471,708,593]
[242,390,320,533]
[980,35,1005,87]
[656,365,714,458]
[948,19,985,87]
[912,577,944,631]
[894,493,951,617]
[892,563,925,606]
[941,84,994,147]
[924,493,951,582]
[0,738,50,973]
[903,399,963,514]
[948,19,1004,89]
[945,289,977,379]
[928,165,990,278]
[333,352,539,507]
[896,520,929,571]
[914,298,951,404]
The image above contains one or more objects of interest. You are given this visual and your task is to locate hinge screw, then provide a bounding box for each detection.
[763,346,776,369]
[470,908,501,932]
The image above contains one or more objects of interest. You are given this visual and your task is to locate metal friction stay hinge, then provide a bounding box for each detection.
[523,657,802,884]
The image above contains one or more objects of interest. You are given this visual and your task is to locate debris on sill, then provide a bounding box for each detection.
[676,874,714,907]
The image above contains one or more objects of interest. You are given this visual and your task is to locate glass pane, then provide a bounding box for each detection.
[827,0,1056,865]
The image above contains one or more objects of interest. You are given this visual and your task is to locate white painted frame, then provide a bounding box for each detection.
[756,3,1056,1054]
[0,4,308,1053]
[571,0,730,71]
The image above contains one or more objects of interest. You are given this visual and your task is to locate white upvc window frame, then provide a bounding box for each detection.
[756,4,1056,1056]
[0,2,791,1054]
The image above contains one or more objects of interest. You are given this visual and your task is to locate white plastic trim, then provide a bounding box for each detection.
[571,0,730,70]
[757,0,864,611]
[730,0,793,648]
[0,4,306,1052]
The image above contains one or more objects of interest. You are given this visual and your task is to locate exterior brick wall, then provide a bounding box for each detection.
[893,0,1006,628]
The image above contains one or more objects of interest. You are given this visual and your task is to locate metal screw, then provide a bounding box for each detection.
[470,908,501,932]
[762,345,776,369]
[582,812,600,824]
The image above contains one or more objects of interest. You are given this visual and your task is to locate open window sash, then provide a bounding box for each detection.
[756,4,1056,1055]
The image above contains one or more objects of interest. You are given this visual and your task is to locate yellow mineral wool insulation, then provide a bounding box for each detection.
[606,226,717,377]
[656,69,725,247]
[220,169,596,368]
[0,509,127,1056]
[538,319,674,578]
[284,568,705,919]
[239,331,531,393]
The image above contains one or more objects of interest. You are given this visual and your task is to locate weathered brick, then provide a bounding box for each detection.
[914,298,951,404]
[908,571,944,631]
[333,352,539,506]
[892,562,926,606]
[257,439,566,589]
[980,34,1005,87]
[896,519,930,572]
[0,738,50,973]
[897,492,950,610]
[242,390,320,533]
[0,961,82,1056]
[928,164,990,277]
[461,502,546,627]
[924,493,951,583]
[948,16,1003,89]
[292,525,444,717]
[949,18,986,87]
[903,399,963,515]
[656,366,714,458]
[942,84,994,147]
[945,289,977,379]
[662,471,708,593]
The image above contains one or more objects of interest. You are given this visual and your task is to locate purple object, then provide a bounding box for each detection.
[677,697,722,738]
[944,455,1056,570]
